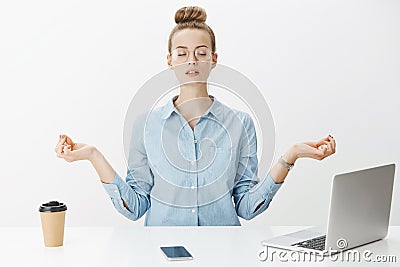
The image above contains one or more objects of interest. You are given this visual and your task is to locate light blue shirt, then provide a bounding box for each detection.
[102,95,283,226]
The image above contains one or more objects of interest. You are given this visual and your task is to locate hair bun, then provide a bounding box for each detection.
[175,6,207,24]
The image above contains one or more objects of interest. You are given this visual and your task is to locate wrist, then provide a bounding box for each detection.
[88,146,101,162]
[282,145,298,164]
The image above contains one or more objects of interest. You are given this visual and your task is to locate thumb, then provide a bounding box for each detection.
[315,136,330,147]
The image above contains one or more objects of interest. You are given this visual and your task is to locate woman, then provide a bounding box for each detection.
[55,6,336,226]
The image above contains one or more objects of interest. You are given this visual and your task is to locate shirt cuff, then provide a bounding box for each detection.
[257,172,283,200]
[102,173,131,200]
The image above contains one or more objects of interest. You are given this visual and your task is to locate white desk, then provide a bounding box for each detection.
[1,226,399,266]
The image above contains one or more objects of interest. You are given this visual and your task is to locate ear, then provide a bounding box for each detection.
[211,52,218,69]
[167,53,172,68]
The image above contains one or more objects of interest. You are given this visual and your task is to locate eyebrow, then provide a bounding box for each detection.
[174,45,209,49]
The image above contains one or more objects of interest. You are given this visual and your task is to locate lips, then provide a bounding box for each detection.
[185,70,199,74]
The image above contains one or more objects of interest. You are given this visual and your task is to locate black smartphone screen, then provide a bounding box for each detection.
[160,246,193,260]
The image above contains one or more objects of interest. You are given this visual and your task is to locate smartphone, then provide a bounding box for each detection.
[160,246,193,261]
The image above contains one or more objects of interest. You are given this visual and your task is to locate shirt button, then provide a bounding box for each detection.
[191,208,196,213]
[194,139,198,144]
[191,185,195,189]
[114,190,118,193]
[190,160,196,166]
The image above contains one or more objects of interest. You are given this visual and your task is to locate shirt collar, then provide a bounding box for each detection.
[161,94,224,122]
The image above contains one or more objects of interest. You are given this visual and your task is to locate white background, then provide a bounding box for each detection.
[0,0,399,227]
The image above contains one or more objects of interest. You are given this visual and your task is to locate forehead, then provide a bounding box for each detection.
[171,28,212,49]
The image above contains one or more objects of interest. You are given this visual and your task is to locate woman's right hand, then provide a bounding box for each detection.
[55,134,96,162]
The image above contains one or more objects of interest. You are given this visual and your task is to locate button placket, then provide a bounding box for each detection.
[192,129,199,216]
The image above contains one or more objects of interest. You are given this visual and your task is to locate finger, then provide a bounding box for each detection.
[64,136,78,151]
[315,137,330,147]
[65,135,75,146]
[325,141,333,154]
[321,135,330,142]
[62,149,76,162]
[55,136,67,152]
[329,135,336,151]
[63,146,72,155]
[320,144,329,157]
[320,138,335,159]
[322,135,335,153]
[70,142,78,151]
[316,141,330,150]
[57,144,66,158]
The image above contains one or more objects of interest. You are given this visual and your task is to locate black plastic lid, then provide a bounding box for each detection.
[39,201,67,213]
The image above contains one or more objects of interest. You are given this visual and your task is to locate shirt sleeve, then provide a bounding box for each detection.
[102,113,153,221]
[232,112,283,220]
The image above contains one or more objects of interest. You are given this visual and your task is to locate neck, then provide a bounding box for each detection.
[173,82,213,122]
[174,82,209,105]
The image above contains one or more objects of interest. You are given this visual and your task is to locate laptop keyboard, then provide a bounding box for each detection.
[291,235,326,251]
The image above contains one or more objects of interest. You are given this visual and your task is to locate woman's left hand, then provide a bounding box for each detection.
[284,135,336,163]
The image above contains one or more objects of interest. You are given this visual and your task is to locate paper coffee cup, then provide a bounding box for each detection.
[39,201,67,247]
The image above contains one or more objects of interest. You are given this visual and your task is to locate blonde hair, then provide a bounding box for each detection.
[168,6,216,54]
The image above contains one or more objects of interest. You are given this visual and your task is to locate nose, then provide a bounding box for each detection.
[187,51,197,64]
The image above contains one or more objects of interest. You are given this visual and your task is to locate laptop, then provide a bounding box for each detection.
[262,163,396,255]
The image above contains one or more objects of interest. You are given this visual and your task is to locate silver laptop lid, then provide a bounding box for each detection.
[326,163,396,252]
